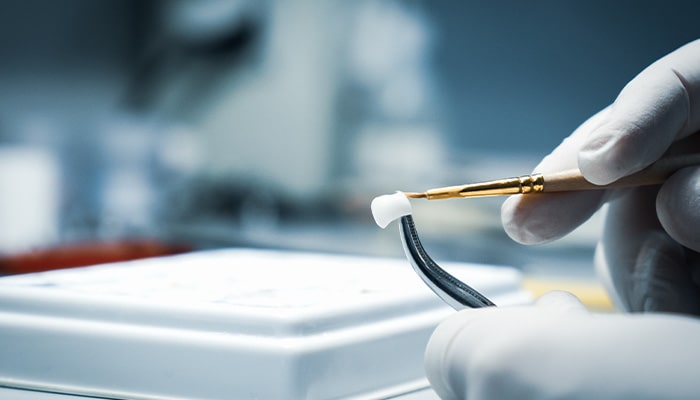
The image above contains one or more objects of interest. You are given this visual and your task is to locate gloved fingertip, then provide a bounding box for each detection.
[425,310,481,400]
[577,135,628,185]
[535,291,589,314]
[500,196,550,245]
[501,197,529,244]
[502,191,604,246]
[424,340,458,400]
[577,118,659,186]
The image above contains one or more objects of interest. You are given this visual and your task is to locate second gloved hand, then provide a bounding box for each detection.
[424,291,700,400]
[501,39,700,314]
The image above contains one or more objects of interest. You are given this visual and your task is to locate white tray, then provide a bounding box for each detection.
[0,249,531,399]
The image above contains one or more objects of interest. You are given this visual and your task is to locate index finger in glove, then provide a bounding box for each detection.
[579,39,700,185]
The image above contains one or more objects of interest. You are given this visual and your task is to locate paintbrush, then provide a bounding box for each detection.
[404,153,700,200]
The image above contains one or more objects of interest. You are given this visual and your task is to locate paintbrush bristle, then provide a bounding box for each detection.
[403,192,427,199]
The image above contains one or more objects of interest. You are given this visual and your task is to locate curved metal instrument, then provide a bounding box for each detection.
[399,215,496,310]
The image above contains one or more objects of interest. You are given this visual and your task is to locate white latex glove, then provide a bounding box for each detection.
[501,39,700,314]
[425,291,700,400]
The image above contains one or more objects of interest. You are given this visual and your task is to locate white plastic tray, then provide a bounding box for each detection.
[0,249,531,399]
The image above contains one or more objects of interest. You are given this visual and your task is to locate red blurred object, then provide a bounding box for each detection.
[0,240,192,275]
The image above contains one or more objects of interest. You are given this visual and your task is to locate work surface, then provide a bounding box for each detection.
[0,249,529,399]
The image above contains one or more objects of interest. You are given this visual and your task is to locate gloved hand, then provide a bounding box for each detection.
[502,39,700,314]
[425,291,700,400]
[423,40,700,400]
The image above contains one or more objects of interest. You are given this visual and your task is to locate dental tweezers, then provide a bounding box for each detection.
[399,215,495,310]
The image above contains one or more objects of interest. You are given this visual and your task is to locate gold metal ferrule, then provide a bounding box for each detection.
[411,173,544,200]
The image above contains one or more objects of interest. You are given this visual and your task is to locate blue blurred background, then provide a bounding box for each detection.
[1,0,699,275]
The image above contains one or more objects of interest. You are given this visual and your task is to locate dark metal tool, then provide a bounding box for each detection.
[399,215,496,310]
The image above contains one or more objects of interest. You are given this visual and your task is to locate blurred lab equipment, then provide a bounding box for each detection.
[1,0,698,282]
[0,146,59,254]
